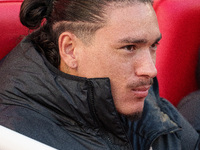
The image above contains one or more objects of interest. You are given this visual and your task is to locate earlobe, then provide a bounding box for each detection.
[59,32,78,69]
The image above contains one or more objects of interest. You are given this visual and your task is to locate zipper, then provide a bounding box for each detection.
[87,80,114,148]
[87,80,99,127]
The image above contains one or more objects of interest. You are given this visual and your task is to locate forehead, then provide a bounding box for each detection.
[98,2,160,43]
[105,2,155,23]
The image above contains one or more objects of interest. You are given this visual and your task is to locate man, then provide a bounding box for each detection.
[0,0,199,149]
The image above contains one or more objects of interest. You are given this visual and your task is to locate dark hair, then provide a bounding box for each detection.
[20,0,153,68]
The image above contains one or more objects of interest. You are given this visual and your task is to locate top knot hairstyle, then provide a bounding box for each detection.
[20,0,153,68]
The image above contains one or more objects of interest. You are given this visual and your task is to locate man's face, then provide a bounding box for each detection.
[68,3,161,117]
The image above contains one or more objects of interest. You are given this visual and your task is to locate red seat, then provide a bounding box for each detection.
[154,0,200,106]
[0,0,29,60]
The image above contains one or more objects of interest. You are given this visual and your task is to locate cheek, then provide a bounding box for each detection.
[77,49,114,78]
[103,56,134,80]
[106,60,134,95]
[76,49,98,77]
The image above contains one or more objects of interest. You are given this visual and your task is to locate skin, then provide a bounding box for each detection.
[59,2,161,117]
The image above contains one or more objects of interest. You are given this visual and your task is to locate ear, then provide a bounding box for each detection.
[59,32,78,69]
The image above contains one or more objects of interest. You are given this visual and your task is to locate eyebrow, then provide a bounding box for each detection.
[118,34,162,44]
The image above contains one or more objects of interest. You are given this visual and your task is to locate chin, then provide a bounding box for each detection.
[116,101,145,121]
[121,111,143,121]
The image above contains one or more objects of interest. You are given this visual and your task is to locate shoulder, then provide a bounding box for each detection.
[0,104,110,150]
[0,104,58,133]
[0,104,67,148]
[160,97,200,150]
[178,90,200,113]
[148,78,200,149]
[177,90,200,134]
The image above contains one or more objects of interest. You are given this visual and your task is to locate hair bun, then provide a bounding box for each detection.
[20,0,49,29]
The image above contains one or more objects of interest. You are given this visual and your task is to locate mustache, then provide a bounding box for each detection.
[127,78,154,89]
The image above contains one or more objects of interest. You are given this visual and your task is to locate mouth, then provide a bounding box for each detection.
[131,85,151,98]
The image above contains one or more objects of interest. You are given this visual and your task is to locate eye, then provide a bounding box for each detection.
[121,45,137,51]
[150,42,160,51]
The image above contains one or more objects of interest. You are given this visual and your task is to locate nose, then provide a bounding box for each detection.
[135,50,157,78]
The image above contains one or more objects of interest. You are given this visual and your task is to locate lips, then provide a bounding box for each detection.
[131,85,151,98]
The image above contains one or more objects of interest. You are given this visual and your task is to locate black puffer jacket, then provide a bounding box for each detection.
[0,38,199,150]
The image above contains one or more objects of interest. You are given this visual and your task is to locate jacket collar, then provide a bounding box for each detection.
[44,57,130,145]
